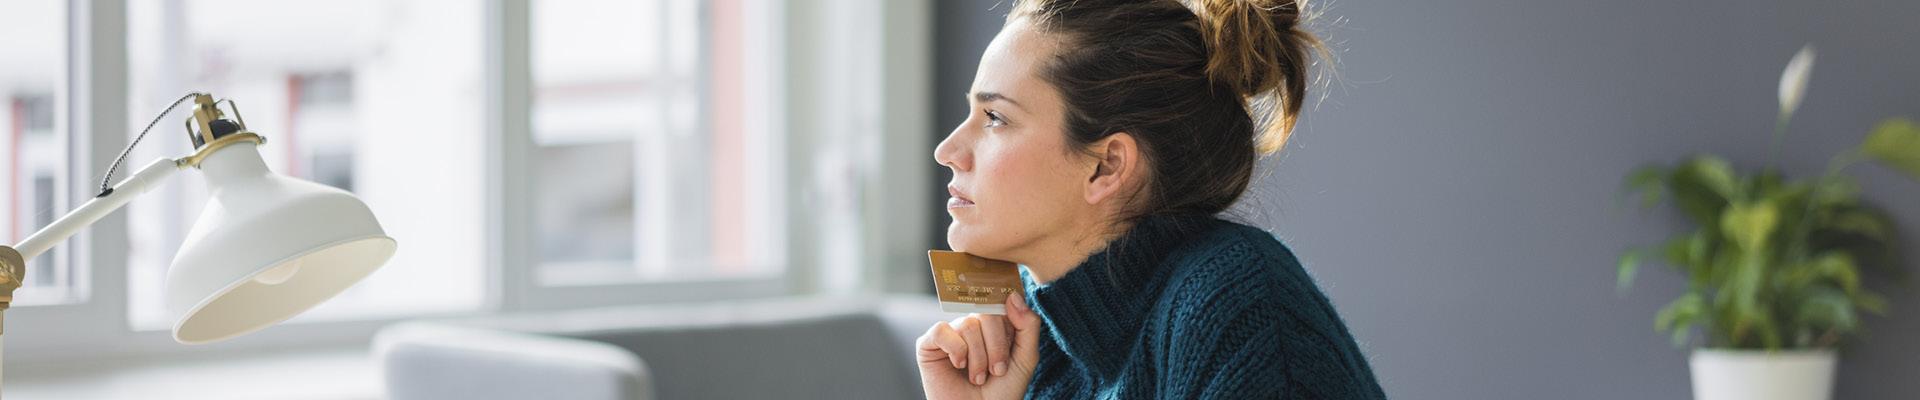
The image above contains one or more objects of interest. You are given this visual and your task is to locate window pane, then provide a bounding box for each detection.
[125,0,485,329]
[0,0,77,306]
[532,0,785,285]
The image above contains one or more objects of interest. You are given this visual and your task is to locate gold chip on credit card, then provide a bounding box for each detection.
[927,250,1021,314]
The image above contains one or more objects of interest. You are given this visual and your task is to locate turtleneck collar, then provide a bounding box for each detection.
[1020,213,1222,379]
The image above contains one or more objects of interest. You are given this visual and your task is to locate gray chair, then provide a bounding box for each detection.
[376,295,951,400]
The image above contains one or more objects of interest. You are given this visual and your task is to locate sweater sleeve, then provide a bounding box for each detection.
[1156,301,1288,399]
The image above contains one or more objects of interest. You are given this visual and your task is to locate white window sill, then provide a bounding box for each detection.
[5,345,378,400]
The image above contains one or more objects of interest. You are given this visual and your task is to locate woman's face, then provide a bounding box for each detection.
[934,20,1099,263]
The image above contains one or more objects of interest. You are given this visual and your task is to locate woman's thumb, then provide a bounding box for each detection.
[1005,293,1043,367]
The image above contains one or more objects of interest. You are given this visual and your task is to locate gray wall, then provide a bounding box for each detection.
[933,1,1920,399]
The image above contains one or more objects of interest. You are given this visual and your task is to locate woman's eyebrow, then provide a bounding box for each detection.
[970,91,1025,111]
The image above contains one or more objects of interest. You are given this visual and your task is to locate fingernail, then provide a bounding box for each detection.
[973,373,985,385]
[1012,294,1029,311]
[993,362,1007,376]
[957,358,966,368]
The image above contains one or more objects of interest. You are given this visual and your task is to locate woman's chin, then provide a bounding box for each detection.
[947,225,1018,263]
[945,223,988,254]
[945,223,970,251]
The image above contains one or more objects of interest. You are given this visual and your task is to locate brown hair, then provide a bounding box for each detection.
[1011,0,1327,217]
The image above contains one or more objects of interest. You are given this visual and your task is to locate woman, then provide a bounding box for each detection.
[916,0,1385,398]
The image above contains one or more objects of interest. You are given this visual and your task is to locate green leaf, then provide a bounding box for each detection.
[1721,201,1781,251]
[1661,233,1694,268]
[1758,183,1812,237]
[1691,156,1742,200]
[1798,288,1859,333]
[1826,208,1893,240]
[1622,165,1667,209]
[1811,177,1860,208]
[1862,117,1920,180]
[1656,293,1705,347]
[1753,310,1783,349]
[1854,291,1890,315]
[1706,242,1740,291]
[1811,252,1862,295]
[1617,250,1643,293]
[1672,324,1694,348]
[1726,255,1767,334]
[1669,156,1742,223]
[1687,231,1712,270]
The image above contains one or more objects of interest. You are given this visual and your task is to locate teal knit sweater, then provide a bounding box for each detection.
[1020,214,1385,399]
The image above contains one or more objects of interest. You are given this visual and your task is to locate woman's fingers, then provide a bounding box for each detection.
[918,311,1025,387]
[917,320,968,369]
[1005,294,1043,370]
[979,314,1011,377]
[956,317,989,385]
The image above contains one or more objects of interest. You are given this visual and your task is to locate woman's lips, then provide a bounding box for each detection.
[947,186,975,208]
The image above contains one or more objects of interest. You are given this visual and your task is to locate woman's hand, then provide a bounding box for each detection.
[917,293,1043,400]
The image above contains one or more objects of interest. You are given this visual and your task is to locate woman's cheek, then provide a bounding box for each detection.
[967,155,1020,251]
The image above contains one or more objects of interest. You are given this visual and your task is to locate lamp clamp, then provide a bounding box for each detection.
[0,245,24,333]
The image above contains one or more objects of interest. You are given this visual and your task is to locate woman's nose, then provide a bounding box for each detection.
[934,127,970,172]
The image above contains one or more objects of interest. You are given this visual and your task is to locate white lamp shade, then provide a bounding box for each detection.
[164,142,396,344]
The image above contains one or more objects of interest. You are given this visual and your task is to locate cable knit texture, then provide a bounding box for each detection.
[1021,214,1385,399]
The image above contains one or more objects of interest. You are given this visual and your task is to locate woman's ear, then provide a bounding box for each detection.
[1085,132,1143,206]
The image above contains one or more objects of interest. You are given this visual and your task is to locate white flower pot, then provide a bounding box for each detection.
[1690,348,1837,400]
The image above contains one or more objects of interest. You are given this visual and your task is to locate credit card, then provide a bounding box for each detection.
[927,250,1021,314]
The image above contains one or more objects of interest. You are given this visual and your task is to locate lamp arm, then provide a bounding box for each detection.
[12,157,185,260]
[0,157,185,309]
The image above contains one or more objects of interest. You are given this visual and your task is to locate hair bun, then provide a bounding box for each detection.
[1187,0,1321,154]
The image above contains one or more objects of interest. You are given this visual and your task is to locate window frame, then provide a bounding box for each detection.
[507,0,796,309]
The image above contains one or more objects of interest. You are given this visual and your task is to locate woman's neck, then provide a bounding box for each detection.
[1018,218,1134,284]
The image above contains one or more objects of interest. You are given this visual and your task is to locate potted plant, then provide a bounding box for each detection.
[1615,45,1920,400]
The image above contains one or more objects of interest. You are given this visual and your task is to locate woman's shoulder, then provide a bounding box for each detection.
[1146,220,1386,400]
[1154,217,1346,329]
[1162,218,1306,294]
[1153,218,1379,376]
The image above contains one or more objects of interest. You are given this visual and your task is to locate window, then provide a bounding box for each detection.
[0,0,76,306]
[0,0,899,366]
[124,0,487,329]
[531,0,785,285]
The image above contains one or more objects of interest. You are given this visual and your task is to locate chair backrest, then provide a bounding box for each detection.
[377,323,653,400]
[577,311,923,400]
[378,296,945,400]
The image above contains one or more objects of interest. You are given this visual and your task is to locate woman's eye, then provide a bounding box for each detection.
[982,110,1006,128]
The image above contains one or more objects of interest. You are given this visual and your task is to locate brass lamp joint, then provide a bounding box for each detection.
[179,93,266,168]
[0,245,24,334]
[179,132,267,168]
